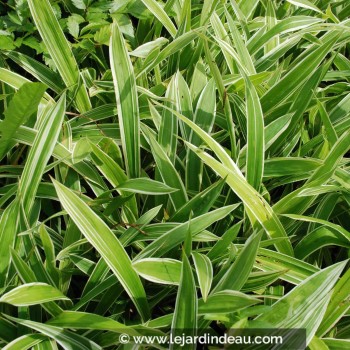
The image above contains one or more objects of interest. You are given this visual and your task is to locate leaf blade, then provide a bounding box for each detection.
[110,21,140,178]
[52,179,150,321]
[27,0,91,112]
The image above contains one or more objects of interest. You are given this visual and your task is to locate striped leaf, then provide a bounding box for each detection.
[253,261,347,345]
[192,252,213,302]
[213,232,262,293]
[2,334,47,350]
[5,316,101,350]
[0,283,69,306]
[172,109,293,255]
[27,0,91,112]
[133,258,182,285]
[52,179,150,321]
[245,75,264,190]
[158,75,178,163]
[170,253,197,349]
[110,21,140,178]
[17,94,66,216]
[186,79,216,191]
[140,0,177,38]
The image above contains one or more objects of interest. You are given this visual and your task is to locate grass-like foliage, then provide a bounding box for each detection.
[0,0,350,349]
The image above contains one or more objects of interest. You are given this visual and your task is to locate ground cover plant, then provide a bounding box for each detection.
[0,0,350,348]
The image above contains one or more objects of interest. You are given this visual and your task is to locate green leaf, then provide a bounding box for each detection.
[110,21,140,178]
[171,253,197,349]
[207,221,242,260]
[180,138,293,255]
[52,179,150,321]
[186,79,216,191]
[274,129,350,216]
[134,205,236,260]
[67,14,84,39]
[323,339,350,350]
[72,0,86,10]
[39,225,57,275]
[72,138,92,164]
[271,66,325,153]
[89,142,137,220]
[239,0,260,18]
[136,30,199,77]
[47,311,140,336]
[158,75,178,163]
[286,0,322,13]
[6,51,65,93]
[27,0,91,112]
[170,178,226,222]
[284,214,350,243]
[174,72,192,138]
[264,158,321,177]
[261,33,339,113]
[213,231,262,292]
[2,334,48,350]
[142,127,188,210]
[116,178,179,195]
[119,205,162,246]
[94,24,111,46]
[11,249,62,316]
[256,248,318,284]
[317,267,350,336]
[252,261,347,345]
[131,37,168,58]
[0,36,15,50]
[265,1,278,53]
[0,283,69,306]
[5,316,102,350]
[0,68,54,105]
[0,200,20,287]
[17,93,66,216]
[225,7,256,74]
[4,119,107,191]
[133,258,182,285]
[248,16,323,54]
[306,129,350,187]
[140,0,177,37]
[242,270,286,292]
[294,227,350,260]
[316,98,338,147]
[198,290,261,314]
[0,82,46,160]
[192,253,213,302]
[245,75,264,190]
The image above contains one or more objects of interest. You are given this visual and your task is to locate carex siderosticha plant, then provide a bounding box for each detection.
[0,0,350,349]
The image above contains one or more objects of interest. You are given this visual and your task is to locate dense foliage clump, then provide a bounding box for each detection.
[0,0,350,349]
